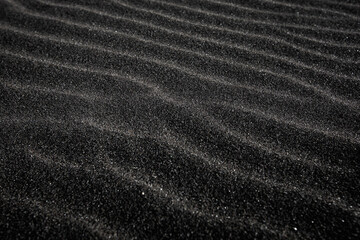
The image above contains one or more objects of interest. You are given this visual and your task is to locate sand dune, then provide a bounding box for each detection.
[1,0,359,239]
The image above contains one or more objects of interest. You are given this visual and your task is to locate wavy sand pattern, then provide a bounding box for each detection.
[1,0,359,239]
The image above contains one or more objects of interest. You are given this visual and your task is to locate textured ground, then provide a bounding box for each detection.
[0,0,360,239]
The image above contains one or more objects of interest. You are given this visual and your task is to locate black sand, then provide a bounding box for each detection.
[0,0,359,239]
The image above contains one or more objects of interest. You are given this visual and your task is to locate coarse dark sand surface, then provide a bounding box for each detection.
[0,0,359,239]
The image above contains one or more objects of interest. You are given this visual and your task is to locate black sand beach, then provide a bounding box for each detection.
[0,0,359,239]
